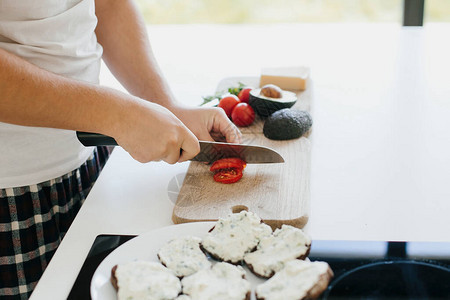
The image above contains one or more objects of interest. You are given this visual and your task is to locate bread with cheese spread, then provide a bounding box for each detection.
[255,260,333,300]
[244,224,311,278]
[181,262,251,300]
[157,235,211,277]
[200,211,272,264]
[111,261,181,300]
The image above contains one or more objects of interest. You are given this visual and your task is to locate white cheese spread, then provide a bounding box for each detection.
[158,235,211,277]
[255,260,331,300]
[201,211,272,263]
[244,225,311,277]
[181,262,250,300]
[175,295,191,300]
[115,261,181,300]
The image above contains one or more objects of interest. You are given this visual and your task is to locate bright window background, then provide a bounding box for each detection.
[425,0,450,22]
[135,0,449,24]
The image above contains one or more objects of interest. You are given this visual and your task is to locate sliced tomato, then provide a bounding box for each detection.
[210,158,247,184]
[210,158,246,172]
[213,168,243,184]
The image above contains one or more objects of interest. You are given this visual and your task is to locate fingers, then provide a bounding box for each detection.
[225,122,242,144]
[178,131,201,163]
[163,146,183,165]
[161,127,199,164]
[195,131,215,142]
[211,108,242,144]
[115,100,202,165]
[172,106,243,145]
[121,104,242,165]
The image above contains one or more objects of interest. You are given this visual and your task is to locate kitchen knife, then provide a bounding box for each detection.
[76,131,284,164]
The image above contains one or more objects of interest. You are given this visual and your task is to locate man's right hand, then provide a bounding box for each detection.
[112,99,200,164]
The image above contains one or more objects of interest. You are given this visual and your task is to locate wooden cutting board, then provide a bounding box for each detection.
[172,77,312,230]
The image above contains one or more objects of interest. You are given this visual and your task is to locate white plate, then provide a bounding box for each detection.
[90,222,266,300]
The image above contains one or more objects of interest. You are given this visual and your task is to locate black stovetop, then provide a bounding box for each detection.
[68,235,450,300]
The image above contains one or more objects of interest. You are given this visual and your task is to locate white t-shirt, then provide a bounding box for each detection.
[0,0,103,188]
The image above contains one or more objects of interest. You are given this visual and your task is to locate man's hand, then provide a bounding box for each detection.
[171,106,242,144]
[113,99,200,164]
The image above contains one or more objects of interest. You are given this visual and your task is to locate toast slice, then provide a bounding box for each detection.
[244,225,311,278]
[255,260,333,300]
[181,262,251,300]
[111,261,181,299]
[200,211,272,264]
[157,235,211,277]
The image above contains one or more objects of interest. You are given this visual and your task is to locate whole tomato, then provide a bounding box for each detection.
[237,87,252,103]
[218,95,240,118]
[231,103,255,127]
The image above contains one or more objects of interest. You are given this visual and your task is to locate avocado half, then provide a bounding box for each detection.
[248,88,297,117]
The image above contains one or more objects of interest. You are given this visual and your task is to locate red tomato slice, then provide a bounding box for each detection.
[213,168,243,184]
[210,158,246,172]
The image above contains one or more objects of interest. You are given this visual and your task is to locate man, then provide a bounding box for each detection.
[0,0,241,298]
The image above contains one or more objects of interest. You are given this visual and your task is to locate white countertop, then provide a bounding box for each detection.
[30,23,450,299]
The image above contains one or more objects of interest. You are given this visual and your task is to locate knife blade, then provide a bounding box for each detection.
[192,140,284,164]
[76,132,284,164]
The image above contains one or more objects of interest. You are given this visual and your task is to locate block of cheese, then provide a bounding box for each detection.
[259,66,309,91]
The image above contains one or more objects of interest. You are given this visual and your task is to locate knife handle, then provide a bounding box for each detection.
[76,131,118,146]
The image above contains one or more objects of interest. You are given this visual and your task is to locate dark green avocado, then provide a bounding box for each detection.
[248,88,297,117]
[263,109,312,140]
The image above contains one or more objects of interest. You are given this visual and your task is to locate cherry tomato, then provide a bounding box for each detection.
[213,168,243,184]
[231,103,255,127]
[210,158,246,172]
[218,95,240,118]
[237,87,252,103]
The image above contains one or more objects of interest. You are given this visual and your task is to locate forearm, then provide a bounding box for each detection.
[0,47,135,136]
[95,0,177,109]
[94,0,242,144]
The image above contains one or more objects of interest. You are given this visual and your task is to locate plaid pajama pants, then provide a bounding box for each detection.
[0,146,112,299]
